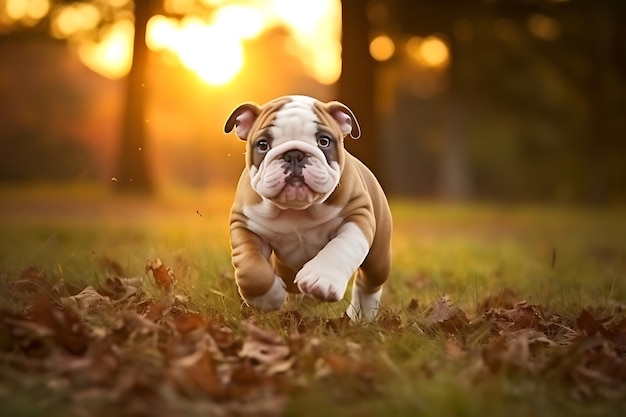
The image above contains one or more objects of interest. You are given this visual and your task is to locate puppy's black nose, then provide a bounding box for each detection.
[283,149,306,164]
[282,150,308,177]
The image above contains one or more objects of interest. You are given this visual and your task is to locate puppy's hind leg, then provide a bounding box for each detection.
[346,250,391,322]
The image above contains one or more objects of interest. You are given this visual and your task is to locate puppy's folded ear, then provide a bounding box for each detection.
[224,103,261,140]
[322,101,361,139]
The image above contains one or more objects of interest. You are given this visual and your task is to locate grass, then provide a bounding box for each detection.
[0,183,625,416]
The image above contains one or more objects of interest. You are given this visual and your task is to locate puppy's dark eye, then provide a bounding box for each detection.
[256,139,270,152]
[317,136,332,148]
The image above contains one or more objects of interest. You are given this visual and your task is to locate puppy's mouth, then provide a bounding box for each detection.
[274,175,317,208]
[285,175,305,186]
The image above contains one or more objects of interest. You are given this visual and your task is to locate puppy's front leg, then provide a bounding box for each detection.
[294,222,370,302]
[231,226,285,310]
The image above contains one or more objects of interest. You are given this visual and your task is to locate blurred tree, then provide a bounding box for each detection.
[116,0,152,193]
[339,0,382,183]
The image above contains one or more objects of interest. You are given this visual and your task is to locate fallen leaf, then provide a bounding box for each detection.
[11,267,52,295]
[424,297,469,333]
[482,333,532,372]
[174,312,205,334]
[208,322,239,354]
[143,298,170,322]
[168,342,225,399]
[577,309,626,351]
[240,335,290,365]
[61,286,113,313]
[27,292,89,354]
[317,354,352,377]
[377,312,403,331]
[577,309,609,336]
[242,321,283,345]
[485,300,544,331]
[145,259,176,291]
[101,276,143,300]
[230,358,262,387]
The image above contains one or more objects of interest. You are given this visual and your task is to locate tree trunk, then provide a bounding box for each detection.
[115,0,153,193]
[441,35,471,201]
[338,0,384,185]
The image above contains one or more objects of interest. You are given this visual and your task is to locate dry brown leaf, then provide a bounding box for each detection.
[546,332,626,400]
[101,276,143,300]
[377,313,403,331]
[611,317,626,334]
[143,298,170,322]
[318,354,352,376]
[576,309,626,349]
[240,337,291,365]
[27,292,89,354]
[424,297,469,333]
[230,359,262,388]
[577,309,609,336]
[2,314,55,339]
[174,312,205,334]
[265,357,296,376]
[145,258,176,291]
[482,333,532,372]
[11,267,51,294]
[208,322,239,354]
[239,321,293,381]
[168,343,225,399]
[485,300,544,331]
[61,286,112,313]
[242,321,283,345]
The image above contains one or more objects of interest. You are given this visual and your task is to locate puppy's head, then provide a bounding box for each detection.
[224,95,360,210]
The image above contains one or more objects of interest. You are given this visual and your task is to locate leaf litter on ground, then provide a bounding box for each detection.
[1,260,626,416]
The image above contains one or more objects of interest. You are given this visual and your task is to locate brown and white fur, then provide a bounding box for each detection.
[224,95,392,321]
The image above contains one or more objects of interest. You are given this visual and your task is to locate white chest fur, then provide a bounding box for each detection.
[243,201,344,270]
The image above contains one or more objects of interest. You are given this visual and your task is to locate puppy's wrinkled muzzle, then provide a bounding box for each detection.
[250,142,340,209]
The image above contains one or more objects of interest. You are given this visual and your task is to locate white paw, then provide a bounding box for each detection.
[243,276,286,310]
[294,265,349,302]
[346,286,382,322]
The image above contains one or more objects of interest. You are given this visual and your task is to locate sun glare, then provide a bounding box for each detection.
[212,5,265,40]
[51,3,100,38]
[269,0,341,85]
[145,0,340,86]
[77,20,133,79]
[176,17,244,86]
[42,0,340,86]
[5,0,49,25]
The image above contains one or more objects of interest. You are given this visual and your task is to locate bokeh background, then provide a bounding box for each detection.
[1,0,625,203]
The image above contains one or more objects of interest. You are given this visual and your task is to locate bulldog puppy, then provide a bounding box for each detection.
[224,95,392,321]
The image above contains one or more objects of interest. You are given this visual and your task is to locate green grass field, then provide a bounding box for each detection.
[1,184,625,417]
